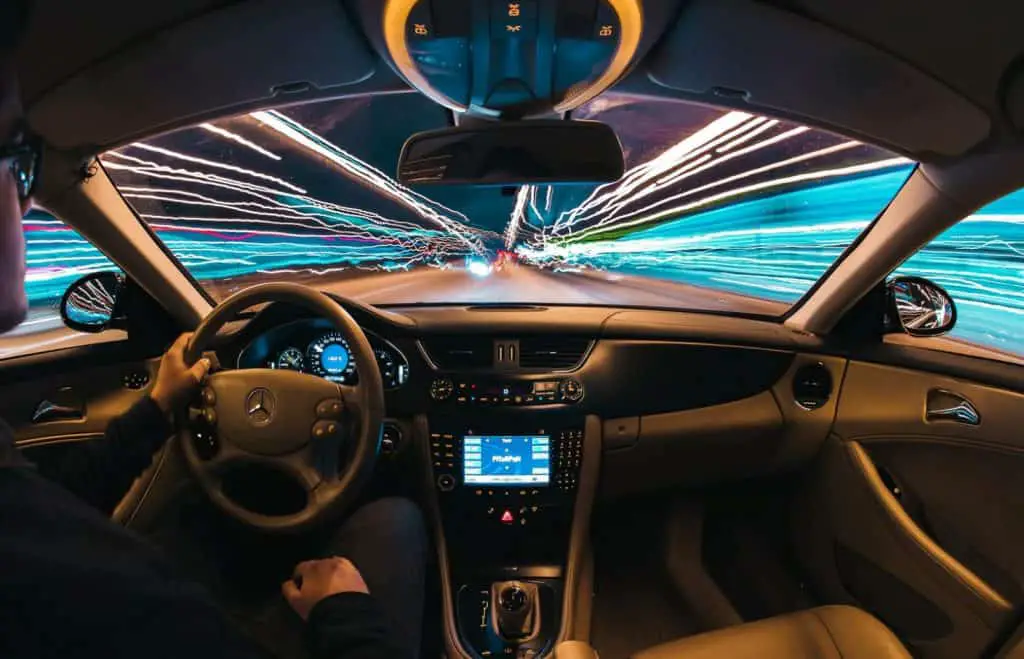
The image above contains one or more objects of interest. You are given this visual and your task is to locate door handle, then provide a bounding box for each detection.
[32,387,85,423]
[926,389,980,426]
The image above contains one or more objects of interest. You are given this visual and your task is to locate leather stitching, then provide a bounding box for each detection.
[808,609,844,659]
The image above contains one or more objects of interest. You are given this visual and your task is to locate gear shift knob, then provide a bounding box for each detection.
[500,584,529,613]
[492,581,538,640]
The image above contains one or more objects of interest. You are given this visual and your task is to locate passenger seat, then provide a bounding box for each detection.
[630,606,910,659]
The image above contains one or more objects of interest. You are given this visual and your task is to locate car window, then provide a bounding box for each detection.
[0,209,124,360]
[893,187,1024,361]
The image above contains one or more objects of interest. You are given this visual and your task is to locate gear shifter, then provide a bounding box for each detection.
[492,581,539,640]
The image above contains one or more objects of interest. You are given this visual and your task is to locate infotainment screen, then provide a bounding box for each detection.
[463,435,550,485]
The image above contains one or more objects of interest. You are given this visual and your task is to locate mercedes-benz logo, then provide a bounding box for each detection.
[245,388,276,425]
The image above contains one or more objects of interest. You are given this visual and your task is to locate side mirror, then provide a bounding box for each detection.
[885,276,957,337]
[60,271,125,333]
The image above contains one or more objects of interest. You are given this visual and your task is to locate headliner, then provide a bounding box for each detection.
[14,0,1024,158]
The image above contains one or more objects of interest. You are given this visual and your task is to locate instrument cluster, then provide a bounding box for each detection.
[239,320,410,389]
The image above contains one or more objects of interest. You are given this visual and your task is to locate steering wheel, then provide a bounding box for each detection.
[180,283,384,533]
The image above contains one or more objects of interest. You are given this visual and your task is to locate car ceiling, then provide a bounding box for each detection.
[15,0,1024,158]
[774,0,1023,116]
[18,0,229,102]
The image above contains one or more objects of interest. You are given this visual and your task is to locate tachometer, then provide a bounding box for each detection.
[275,347,305,371]
[308,332,357,383]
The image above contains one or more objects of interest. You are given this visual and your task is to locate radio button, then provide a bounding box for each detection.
[437,474,456,491]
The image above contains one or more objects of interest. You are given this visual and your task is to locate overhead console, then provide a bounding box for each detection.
[378,0,641,116]
[346,0,697,118]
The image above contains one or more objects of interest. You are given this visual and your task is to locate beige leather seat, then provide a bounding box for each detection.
[631,606,911,659]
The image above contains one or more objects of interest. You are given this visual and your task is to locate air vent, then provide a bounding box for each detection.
[519,337,592,370]
[420,336,493,369]
[467,305,547,312]
[792,362,833,410]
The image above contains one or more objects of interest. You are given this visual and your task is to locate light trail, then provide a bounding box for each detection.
[554,111,754,227]
[250,110,488,255]
[127,142,305,193]
[101,148,480,265]
[562,156,911,243]
[551,123,814,235]
[505,186,531,250]
[200,123,282,160]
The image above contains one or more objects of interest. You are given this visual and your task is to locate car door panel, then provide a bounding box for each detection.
[0,340,160,485]
[794,360,1021,659]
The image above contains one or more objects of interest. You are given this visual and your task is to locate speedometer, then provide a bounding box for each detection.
[307,332,357,383]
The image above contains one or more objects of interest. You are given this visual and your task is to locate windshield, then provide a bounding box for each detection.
[103,93,914,315]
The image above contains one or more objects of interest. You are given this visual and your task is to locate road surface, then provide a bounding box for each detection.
[208,265,789,314]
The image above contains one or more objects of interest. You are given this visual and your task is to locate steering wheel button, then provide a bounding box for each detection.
[316,398,344,419]
[202,388,216,405]
[203,408,217,425]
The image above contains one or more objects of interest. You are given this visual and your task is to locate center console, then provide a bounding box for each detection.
[424,406,596,659]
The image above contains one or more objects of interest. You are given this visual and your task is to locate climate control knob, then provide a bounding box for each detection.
[430,378,454,401]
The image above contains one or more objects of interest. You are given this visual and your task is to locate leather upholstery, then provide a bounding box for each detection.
[554,641,599,659]
[631,606,911,659]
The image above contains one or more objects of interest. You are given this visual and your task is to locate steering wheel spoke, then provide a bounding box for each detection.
[338,384,363,420]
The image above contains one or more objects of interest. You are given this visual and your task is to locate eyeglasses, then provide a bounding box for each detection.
[0,125,40,201]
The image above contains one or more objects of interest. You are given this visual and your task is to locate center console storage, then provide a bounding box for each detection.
[425,413,594,659]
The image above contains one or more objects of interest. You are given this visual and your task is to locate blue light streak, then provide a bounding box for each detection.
[895,188,1024,357]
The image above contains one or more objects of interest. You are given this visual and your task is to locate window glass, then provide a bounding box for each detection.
[895,188,1024,358]
[0,209,121,360]
[103,93,914,317]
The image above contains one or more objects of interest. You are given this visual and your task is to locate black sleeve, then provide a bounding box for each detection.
[37,395,172,513]
[306,592,408,659]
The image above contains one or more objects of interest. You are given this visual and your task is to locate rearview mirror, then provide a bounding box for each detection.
[60,271,125,333]
[397,120,624,186]
[885,276,957,337]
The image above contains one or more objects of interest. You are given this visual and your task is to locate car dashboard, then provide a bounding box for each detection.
[208,297,846,659]
[221,298,840,495]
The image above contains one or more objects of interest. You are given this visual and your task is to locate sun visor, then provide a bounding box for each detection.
[28,0,376,150]
[646,0,991,158]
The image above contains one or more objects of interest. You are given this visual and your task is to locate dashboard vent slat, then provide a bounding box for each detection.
[420,336,493,369]
[519,337,592,370]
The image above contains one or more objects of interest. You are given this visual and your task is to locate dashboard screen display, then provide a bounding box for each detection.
[320,343,350,374]
[463,435,550,485]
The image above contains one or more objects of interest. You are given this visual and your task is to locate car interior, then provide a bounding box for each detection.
[4,1,1024,658]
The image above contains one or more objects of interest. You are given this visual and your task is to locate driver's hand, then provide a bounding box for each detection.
[149,333,211,415]
[282,557,370,621]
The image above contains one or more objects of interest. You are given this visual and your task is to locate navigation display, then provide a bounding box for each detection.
[463,435,550,485]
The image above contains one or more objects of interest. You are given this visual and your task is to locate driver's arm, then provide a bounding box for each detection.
[37,333,209,512]
[284,557,408,659]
